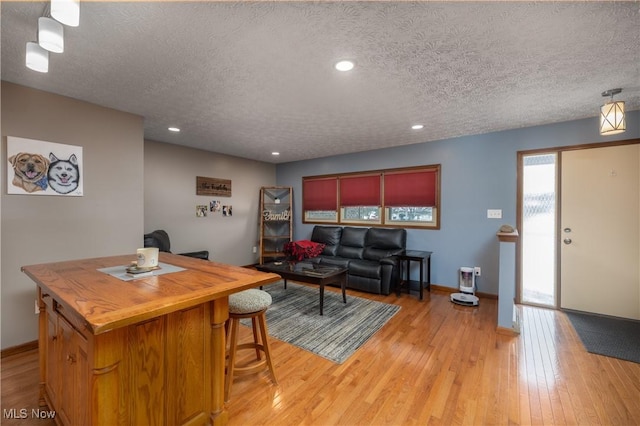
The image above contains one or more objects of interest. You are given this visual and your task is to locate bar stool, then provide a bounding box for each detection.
[225,289,278,401]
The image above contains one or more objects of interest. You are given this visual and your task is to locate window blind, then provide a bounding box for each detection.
[384,169,437,206]
[303,177,338,210]
[339,174,381,206]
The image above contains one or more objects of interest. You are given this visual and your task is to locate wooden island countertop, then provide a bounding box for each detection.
[22,252,280,335]
[21,252,281,426]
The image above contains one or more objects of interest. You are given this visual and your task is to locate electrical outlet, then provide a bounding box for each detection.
[474,267,481,276]
[34,299,40,315]
[487,209,502,219]
[252,246,257,253]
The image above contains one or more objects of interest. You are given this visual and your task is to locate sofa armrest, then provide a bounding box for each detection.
[380,255,399,266]
[179,250,210,260]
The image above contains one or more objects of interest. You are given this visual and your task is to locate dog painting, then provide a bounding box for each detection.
[8,152,50,193]
[48,153,80,194]
[7,136,83,196]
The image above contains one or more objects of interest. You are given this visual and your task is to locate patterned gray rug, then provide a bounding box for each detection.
[243,282,400,364]
[564,310,640,364]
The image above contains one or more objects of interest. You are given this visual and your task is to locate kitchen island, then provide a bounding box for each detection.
[21,253,280,426]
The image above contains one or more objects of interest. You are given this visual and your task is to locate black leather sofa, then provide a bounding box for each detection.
[308,226,406,295]
[143,229,210,260]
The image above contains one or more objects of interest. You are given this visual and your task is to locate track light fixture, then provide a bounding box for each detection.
[26,41,49,73]
[38,17,64,53]
[51,0,80,27]
[26,1,80,73]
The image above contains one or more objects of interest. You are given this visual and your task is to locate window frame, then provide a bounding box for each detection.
[302,164,441,230]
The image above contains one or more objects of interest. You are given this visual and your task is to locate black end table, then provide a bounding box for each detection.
[397,250,432,300]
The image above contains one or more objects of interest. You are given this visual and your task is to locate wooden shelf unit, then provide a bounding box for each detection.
[259,186,293,264]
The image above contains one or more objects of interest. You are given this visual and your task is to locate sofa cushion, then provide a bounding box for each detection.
[363,228,407,261]
[318,256,351,269]
[336,227,367,259]
[311,226,343,256]
[348,260,382,279]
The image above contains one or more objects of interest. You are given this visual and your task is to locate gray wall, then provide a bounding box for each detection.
[1,82,145,349]
[144,140,276,265]
[276,111,639,295]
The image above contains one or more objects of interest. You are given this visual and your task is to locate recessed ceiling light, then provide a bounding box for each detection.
[271,152,280,156]
[335,60,354,72]
[168,127,181,132]
[411,124,425,130]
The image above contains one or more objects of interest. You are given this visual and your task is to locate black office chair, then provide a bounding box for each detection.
[143,229,209,260]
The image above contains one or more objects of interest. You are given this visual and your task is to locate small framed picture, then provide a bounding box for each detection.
[196,205,207,217]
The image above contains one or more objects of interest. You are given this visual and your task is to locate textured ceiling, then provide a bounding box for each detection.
[2,1,639,163]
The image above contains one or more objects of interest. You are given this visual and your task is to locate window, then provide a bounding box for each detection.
[383,169,438,227]
[302,165,440,229]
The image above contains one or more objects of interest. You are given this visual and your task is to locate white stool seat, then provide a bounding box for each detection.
[229,289,272,314]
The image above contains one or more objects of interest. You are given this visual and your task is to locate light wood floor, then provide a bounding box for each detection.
[2,286,639,425]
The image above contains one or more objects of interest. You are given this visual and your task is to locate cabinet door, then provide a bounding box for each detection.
[75,332,89,425]
[57,316,89,425]
[58,316,75,426]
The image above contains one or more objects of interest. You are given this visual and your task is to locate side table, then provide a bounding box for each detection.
[397,250,432,300]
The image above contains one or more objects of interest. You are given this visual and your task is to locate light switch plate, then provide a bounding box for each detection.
[487,209,502,219]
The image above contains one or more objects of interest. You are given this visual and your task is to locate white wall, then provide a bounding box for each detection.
[1,82,145,349]
[144,140,276,265]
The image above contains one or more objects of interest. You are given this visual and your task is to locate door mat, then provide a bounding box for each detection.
[564,309,640,364]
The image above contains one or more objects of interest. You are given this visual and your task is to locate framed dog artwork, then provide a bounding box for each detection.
[6,136,83,196]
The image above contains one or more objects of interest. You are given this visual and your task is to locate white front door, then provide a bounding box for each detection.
[560,144,640,319]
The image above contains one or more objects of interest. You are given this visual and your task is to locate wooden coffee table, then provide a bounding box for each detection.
[256,261,348,315]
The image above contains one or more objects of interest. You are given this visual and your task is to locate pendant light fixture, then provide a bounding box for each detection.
[51,0,80,27]
[26,41,49,73]
[38,17,64,53]
[599,88,626,136]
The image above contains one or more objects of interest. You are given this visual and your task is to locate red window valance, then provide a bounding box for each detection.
[303,177,338,211]
[340,174,381,207]
[384,169,437,207]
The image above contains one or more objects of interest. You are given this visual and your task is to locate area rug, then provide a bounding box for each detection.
[243,282,400,364]
[564,309,640,364]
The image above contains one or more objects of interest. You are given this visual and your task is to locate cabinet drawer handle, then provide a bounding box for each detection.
[66,354,76,364]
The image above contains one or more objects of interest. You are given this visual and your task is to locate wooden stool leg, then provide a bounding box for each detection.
[257,312,278,385]
[251,317,261,360]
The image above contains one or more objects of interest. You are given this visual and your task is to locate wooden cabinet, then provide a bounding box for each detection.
[38,289,214,425]
[259,186,293,264]
[39,291,89,425]
[57,315,89,425]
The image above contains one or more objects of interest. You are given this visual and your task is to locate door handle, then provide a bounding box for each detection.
[563,238,572,245]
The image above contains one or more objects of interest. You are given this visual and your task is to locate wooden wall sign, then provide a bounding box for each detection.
[196,176,232,197]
